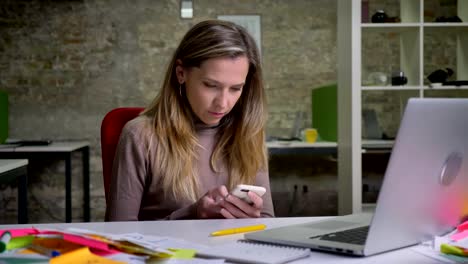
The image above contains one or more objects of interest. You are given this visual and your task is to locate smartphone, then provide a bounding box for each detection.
[231,184,266,203]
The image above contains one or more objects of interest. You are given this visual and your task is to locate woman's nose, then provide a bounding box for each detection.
[214,90,229,108]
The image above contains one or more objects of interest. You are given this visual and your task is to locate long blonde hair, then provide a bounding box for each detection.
[142,20,267,202]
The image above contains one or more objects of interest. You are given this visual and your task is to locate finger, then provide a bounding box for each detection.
[219,185,229,198]
[213,185,229,203]
[247,191,263,209]
[222,199,250,218]
[220,208,235,219]
[224,193,249,210]
[226,195,261,218]
[212,185,229,204]
[198,191,224,218]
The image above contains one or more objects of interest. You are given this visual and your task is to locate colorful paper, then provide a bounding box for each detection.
[167,248,197,259]
[440,243,468,257]
[6,236,35,250]
[450,230,468,242]
[49,247,126,264]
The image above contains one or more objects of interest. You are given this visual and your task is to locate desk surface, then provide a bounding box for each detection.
[0,141,89,152]
[267,141,337,148]
[0,159,28,174]
[0,217,438,263]
[266,140,393,149]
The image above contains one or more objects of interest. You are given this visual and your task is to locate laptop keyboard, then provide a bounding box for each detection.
[318,226,369,245]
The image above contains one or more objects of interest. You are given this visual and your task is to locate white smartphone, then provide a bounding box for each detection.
[230,184,266,203]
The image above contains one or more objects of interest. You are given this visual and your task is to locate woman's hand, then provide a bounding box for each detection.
[220,190,263,219]
[196,185,230,219]
[196,185,263,219]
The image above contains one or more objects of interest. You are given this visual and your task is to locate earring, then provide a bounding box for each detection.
[179,84,182,96]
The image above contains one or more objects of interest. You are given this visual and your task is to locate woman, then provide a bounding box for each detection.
[106,20,274,221]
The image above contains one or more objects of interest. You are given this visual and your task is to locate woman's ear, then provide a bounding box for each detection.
[175,59,185,84]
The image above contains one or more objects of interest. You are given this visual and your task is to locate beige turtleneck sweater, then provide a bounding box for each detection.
[105,115,274,221]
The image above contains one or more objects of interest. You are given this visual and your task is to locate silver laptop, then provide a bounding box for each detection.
[246,98,468,256]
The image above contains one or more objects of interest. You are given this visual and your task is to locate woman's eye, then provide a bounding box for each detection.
[204,82,217,88]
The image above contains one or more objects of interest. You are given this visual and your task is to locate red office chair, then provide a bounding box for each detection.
[101,107,144,205]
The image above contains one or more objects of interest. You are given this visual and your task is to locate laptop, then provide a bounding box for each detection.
[246,98,468,256]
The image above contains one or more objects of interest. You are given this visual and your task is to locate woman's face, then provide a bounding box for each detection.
[176,56,249,126]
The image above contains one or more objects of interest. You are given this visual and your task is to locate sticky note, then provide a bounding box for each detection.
[451,230,468,241]
[6,235,35,250]
[457,220,468,232]
[0,231,11,253]
[49,247,126,264]
[0,228,39,238]
[440,243,468,257]
[32,237,83,254]
[168,248,197,259]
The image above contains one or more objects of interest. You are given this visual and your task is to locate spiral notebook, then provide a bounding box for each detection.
[196,240,310,264]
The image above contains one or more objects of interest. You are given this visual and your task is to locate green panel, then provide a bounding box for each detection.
[311,84,337,142]
[0,90,8,144]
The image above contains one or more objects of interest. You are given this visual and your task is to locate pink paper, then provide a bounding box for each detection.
[0,228,118,255]
[457,220,468,232]
[451,230,468,241]
[62,233,118,254]
[0,228,40,237]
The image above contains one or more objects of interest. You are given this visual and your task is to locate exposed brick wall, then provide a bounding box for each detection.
[0,0,338,223]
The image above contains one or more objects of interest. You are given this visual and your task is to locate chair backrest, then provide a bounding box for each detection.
[101,107,144,205]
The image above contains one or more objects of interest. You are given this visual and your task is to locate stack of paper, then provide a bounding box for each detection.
[0,227,208,263]
[412,220,468,263]
[440,220,468,258]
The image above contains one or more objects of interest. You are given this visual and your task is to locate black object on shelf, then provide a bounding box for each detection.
[442,80,468,86]
[391,71,408,86]
[427,68,454,83]
[435,16,462,23]
[371,10,387,23]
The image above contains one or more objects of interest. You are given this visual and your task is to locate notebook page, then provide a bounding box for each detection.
[196,240,310,264]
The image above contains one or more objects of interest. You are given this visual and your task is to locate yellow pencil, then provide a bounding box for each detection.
[210,224,266,237]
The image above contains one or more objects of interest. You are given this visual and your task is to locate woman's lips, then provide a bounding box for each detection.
[209,111,224,117]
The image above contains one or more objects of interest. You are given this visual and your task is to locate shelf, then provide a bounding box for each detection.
[362,23,420,28]
[423,22,468,28]
[338,0,468,215]
[362,23,468,31]
[424,85,468,90]
[362,85,468,91]
[362,86,421,91]
[361,23,420,33]
[424,24,468,35]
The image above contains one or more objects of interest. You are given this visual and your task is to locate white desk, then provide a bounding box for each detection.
[0,217,439,263]
[267,141,337,155]
[267,140,393,155]
[0,159,28,223]
[0,141,90,222]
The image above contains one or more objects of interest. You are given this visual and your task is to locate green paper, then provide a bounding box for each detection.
[167,248,196,259]
[147,248,197,263]
[6,236,34,250]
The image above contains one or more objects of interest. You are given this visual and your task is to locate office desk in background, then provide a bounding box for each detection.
[0,217,439,263]
[0,159,28,224]
[266,140,394,155]
[267,140,393,215]
[267,141,338,155]
[0,141,90,223]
